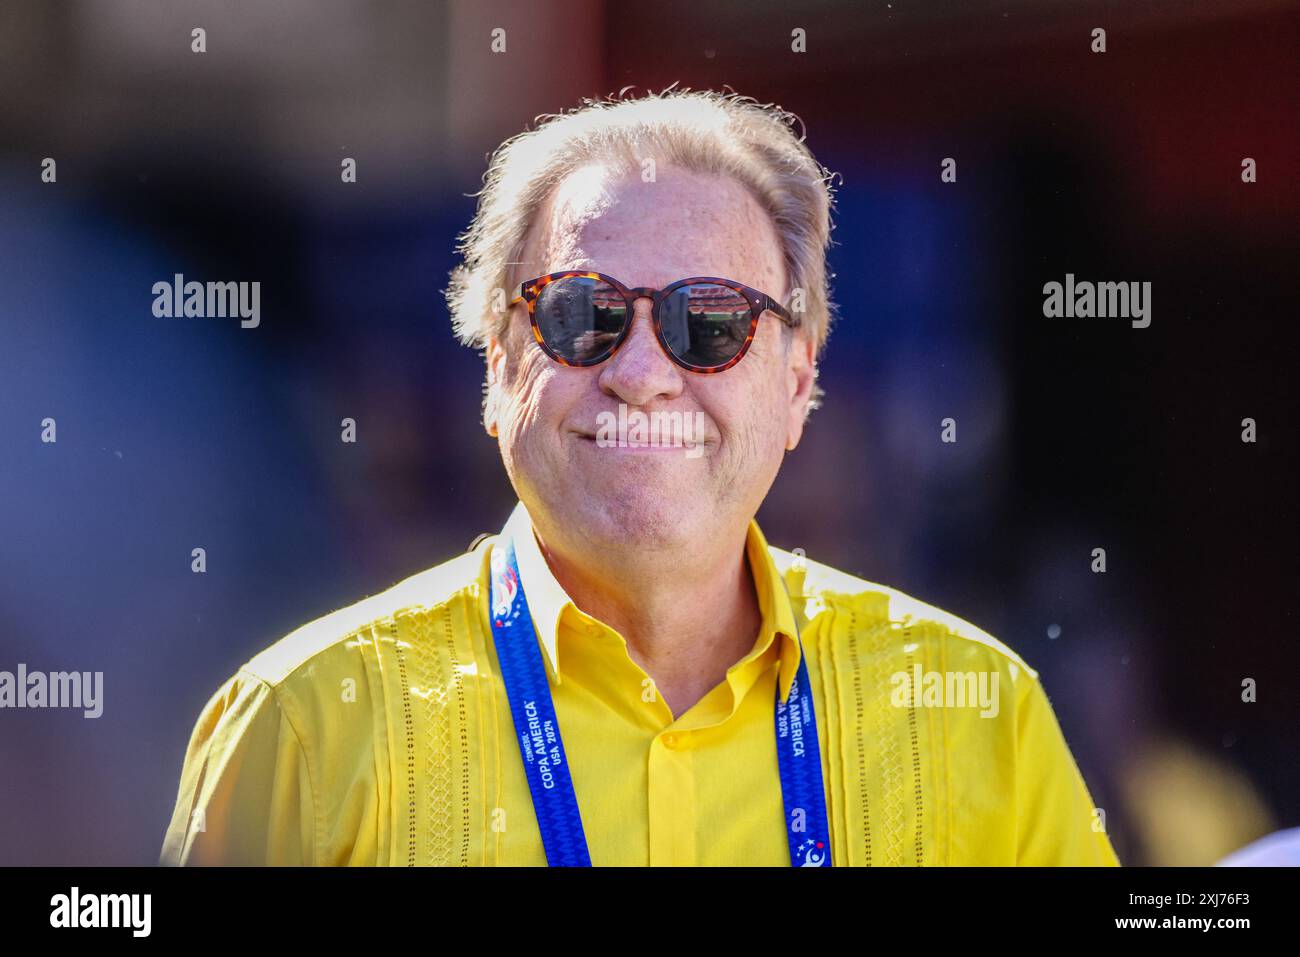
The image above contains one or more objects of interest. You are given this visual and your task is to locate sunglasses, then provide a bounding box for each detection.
[509,271,800,373]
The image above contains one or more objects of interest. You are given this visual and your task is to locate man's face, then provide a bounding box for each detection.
[485,163,816,552]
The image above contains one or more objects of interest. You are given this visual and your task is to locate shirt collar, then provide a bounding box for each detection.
[496,500,803,701]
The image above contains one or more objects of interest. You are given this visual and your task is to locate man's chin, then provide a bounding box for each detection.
[567,487,709,551]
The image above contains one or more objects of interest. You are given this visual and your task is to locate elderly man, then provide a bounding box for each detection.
[161,90,1118,866]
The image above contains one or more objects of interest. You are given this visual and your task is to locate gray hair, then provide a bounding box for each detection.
[443,87,840,409]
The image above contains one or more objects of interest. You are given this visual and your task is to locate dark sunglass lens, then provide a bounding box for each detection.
[534,277,627,363]
[659,284,753,368]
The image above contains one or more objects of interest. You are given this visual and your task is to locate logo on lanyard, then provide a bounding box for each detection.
[490,543,520,621]
[796,838,829,867]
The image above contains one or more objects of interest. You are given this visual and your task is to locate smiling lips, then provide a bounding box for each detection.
[574,431,712,457]
[576,433,702,452]
[580,406,713,453]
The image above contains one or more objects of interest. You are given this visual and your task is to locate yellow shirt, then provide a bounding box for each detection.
[160,500,1120,866]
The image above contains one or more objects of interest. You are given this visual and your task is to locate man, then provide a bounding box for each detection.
[161,90,1118,866]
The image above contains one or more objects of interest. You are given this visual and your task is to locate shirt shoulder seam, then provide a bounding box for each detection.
[240,547,490,688]
[230,667,322,865]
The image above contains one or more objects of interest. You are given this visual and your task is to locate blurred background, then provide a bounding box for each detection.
[0,0,1296,865]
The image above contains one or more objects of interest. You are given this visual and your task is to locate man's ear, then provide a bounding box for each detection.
[483,333,507,439]
[785,332,817,451]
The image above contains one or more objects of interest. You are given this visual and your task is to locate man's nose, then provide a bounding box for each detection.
[596,297,684,406]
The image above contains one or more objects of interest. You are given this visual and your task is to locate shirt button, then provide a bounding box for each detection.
[662,734,678,749]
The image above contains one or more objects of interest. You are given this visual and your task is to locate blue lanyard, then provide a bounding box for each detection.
[489,535,832,867]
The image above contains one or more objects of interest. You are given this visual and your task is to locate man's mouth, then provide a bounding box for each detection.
[573,430,711,457]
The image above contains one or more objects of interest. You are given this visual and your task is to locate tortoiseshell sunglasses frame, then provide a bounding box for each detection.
[508,270,800,374]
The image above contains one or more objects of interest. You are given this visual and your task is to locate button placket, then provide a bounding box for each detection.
[647,732,697,865]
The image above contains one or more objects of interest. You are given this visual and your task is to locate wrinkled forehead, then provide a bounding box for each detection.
[512,163,787,298]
